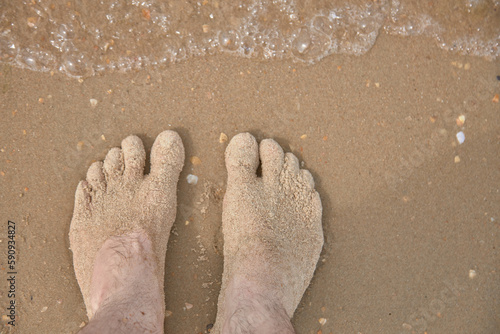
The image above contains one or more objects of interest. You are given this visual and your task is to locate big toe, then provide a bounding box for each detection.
[225,133,259,182]
[150,130,185,180]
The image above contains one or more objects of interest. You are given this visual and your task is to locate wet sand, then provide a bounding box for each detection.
[0,33,499,333]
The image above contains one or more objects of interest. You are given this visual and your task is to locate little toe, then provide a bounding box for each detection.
[86,161,106,192]
[73,180,92,218]
[103,147,124,181]
[284,152,300,175]
[150,130,185,180]
[225,133,259,182]
[300,169,315,189]
[122,135,146,181]
[259,139,284,186]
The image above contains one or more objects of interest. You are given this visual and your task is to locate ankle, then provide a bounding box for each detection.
[223,276,294,334]
[82,230,165,333]
[89,230,162,315]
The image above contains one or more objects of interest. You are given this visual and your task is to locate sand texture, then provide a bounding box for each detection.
[0,34,499,333]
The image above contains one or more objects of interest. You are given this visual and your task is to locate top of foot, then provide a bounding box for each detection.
[214,133,324,332]
[69,130,184,318]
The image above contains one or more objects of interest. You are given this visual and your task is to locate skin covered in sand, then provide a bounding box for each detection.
[69,130,323,334]
[69,130,184,331]
[213,133,324,333]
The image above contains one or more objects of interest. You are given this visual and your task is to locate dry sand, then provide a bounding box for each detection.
[0,34,499,333]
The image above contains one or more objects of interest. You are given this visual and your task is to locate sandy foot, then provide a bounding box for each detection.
[212,133,324,333]
[69,130,184,319]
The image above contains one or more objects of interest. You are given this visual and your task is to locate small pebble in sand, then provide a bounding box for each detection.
[219,132,228,143]
[456,131,465,144]
[456,115,465,127]
[375,82,380,88]
[469,269,477,279]
[464,63,471,70]
[165,310,173,317]
[77,141,85,151]
[90,99,98,107]
[101,134,106,141]
[27,17,37,28]
[493,94,499,103]
[190,156,202,165]
[187,174,198,185]
[185,302,193,310]
[300,134,307,139]
[41,306,48,313]
[318,318,327,325]
[402,323,412,330]
[454,156,461,163]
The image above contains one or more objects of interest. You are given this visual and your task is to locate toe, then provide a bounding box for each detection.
[73,180,91,218]
[86,161,106,192]
[259,139,284,186]
[150,130,185,180]
[103,147,124,181]
[300,169,315,189]
[122,135,146,181]
[225,133,259,182]
[284,152,300,175]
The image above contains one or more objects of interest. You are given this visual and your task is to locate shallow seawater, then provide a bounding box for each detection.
[1,0,498,77]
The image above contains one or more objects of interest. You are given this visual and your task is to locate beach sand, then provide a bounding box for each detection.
[0,33,499,333]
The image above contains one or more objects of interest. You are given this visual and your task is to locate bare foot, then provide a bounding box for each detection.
[213,133,324,334]
[69,131,184,331]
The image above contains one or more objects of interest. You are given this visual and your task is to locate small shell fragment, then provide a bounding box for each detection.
[190,156,202,165]
[456,115,465,127]
[187,174,198,185]
[90,99,98,107]
[41,306,48,313]
[165,310,173,317]
[318,318,327,325]
[454,156,460,163]
[300,134,307,139]
[469,269,477,279]
[219,133,228,143]
[456,131,465,144]
[185,303,193,310]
